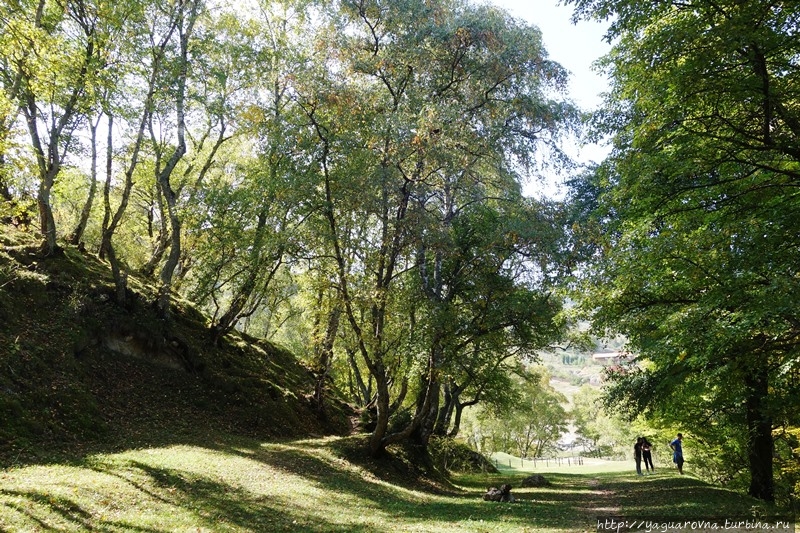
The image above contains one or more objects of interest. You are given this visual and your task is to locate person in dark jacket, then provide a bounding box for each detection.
[642,437,654,473]
[634,437,643,476]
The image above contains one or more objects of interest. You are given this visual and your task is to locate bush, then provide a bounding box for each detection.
[428,436,498,474]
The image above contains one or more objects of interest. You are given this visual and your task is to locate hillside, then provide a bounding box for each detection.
[0,225,350,467]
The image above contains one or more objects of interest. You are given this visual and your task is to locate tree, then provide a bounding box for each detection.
[417,199,567,442]
[298,0,575,457]
[2,0,106,254]
[150,0,201,315]
[91,0,194,305]
[567,0,800,501]
[476,368,568,458]
[204,2,311,339]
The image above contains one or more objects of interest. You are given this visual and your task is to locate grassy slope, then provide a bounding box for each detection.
[0,226,349,466]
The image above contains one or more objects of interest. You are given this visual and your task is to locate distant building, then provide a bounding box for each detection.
[591,351,630,365]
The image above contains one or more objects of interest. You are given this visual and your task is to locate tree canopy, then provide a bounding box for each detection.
[0,0,576,458]
[566,0,800,502]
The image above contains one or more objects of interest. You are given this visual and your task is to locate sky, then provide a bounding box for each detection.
[488,0,613,196]
[492,0,611,108]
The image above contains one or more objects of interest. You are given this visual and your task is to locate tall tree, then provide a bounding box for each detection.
[151,0,201,315]
[2,0,104,254]
[415,199,566,444]
[299,0,575,456]
[567,0,800,501]
[183,1,311,340]
[97,0,187,303]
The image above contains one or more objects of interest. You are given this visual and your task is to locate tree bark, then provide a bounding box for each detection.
[313,301,342,411]
[745,361,774,501]
[69,115,101,246]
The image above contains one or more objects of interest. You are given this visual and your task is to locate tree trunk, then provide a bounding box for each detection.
[105,241,127,306]
[415,377,440,446]
[36,174,59,254]
[209,210,285,341]
[68,115,101,246]
[157,180,182,316]
[24,91,60,255]
[155,0,198,316]
[745,361,774,501]
[313,302,342,411]
[140,184,169,277]
[449,400,466,438]
[433,381,455,437]
[99,113,138,262]
[347,348,371,407]
[0,153,11,202]
[369,364,392,457]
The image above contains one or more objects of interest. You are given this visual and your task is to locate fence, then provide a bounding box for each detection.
[495,455,585,469]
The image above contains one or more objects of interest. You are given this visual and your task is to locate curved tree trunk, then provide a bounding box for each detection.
[313,300,342,411]
[156,179,182,315]
[449,392,480,438]
[368,364,392,456]
[139,184,169,277]
[433,380,457,437]
[347,348,371,407]
[24,91,61,255]
[21,5,96,256]
[155,1,199,316]
[209,209,285,341]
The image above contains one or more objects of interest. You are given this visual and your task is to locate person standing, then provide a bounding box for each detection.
[634,437,644,476]
[642,437,654,473]
[670,433,684,474]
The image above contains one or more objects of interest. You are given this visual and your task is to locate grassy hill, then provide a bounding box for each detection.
[0,225,350,467]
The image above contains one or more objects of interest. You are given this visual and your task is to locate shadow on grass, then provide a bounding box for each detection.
[0,488,163,532]
[2,436,791,532]
[202,438,632,531]
[596,471,788,522]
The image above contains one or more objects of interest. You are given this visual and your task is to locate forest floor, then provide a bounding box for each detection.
[0,433,791,533]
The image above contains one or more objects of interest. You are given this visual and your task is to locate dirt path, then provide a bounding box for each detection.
[583,478,622,517]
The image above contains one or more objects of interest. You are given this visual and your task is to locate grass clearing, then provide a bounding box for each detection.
[489,452,633,475]
[2,435,790,533]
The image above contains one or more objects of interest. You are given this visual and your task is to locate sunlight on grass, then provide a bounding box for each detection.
[490,451,633,475]
[1,440,548,532]
[0,437,790,532]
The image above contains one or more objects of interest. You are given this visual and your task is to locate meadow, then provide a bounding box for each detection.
[1,435,787,532]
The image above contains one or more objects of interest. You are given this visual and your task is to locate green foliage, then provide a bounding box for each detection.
[471,367,569,459]
[566,0,800,502]
[428,436,497,474]
[571,385,635,459]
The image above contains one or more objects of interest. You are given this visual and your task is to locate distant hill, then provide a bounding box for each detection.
[0,225,350,467]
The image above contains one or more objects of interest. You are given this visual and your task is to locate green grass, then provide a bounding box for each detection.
[0,227,793,531]
[2,435,790,533]
[489,452,632,475]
